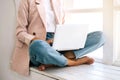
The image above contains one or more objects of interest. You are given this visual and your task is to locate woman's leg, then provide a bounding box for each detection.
[29,40,95,71]
[29,40,68,67]
[73,31,105,59]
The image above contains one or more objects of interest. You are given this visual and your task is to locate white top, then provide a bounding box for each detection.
[43,0,56,32]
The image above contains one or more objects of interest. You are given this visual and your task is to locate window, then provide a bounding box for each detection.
[63,0,103,61]
[63,0,120,66]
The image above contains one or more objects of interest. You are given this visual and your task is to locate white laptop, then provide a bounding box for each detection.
[52,24,88,51]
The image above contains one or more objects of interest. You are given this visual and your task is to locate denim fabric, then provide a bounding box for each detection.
[46,32,54,40]
[29,40,67,67]
[73,31,105,59]
[29,31,105,67]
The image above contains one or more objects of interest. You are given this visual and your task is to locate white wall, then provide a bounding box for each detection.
[0,0,20,80]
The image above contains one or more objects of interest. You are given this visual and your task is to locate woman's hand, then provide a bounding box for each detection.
[30,37,53,45]
[46,39,53,44]
[30,37,40,44]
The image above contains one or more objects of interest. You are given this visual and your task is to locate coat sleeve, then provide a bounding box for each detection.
[16,0,35,46]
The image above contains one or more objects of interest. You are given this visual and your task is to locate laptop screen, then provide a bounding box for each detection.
[52,24,89,51]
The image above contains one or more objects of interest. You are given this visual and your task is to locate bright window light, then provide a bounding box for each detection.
[65,12,103,32]
[73,0,103,9]
[114,0,120,6]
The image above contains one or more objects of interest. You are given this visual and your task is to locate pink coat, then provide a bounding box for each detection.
[11,0,65,76]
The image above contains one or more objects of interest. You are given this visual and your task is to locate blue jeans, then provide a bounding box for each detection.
[29,31,105,67]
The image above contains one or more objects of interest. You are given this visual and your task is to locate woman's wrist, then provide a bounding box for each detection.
[30,37,40,44]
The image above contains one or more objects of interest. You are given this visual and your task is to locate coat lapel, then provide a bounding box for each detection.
[51,0,61,24]
[35,0,47,27]
[35,0,63,25]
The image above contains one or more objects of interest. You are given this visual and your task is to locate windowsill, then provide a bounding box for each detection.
[30,67,65,80]
[113,60,120,67]
[30,62,120,80]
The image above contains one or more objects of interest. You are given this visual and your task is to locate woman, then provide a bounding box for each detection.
[11,0,105,76]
